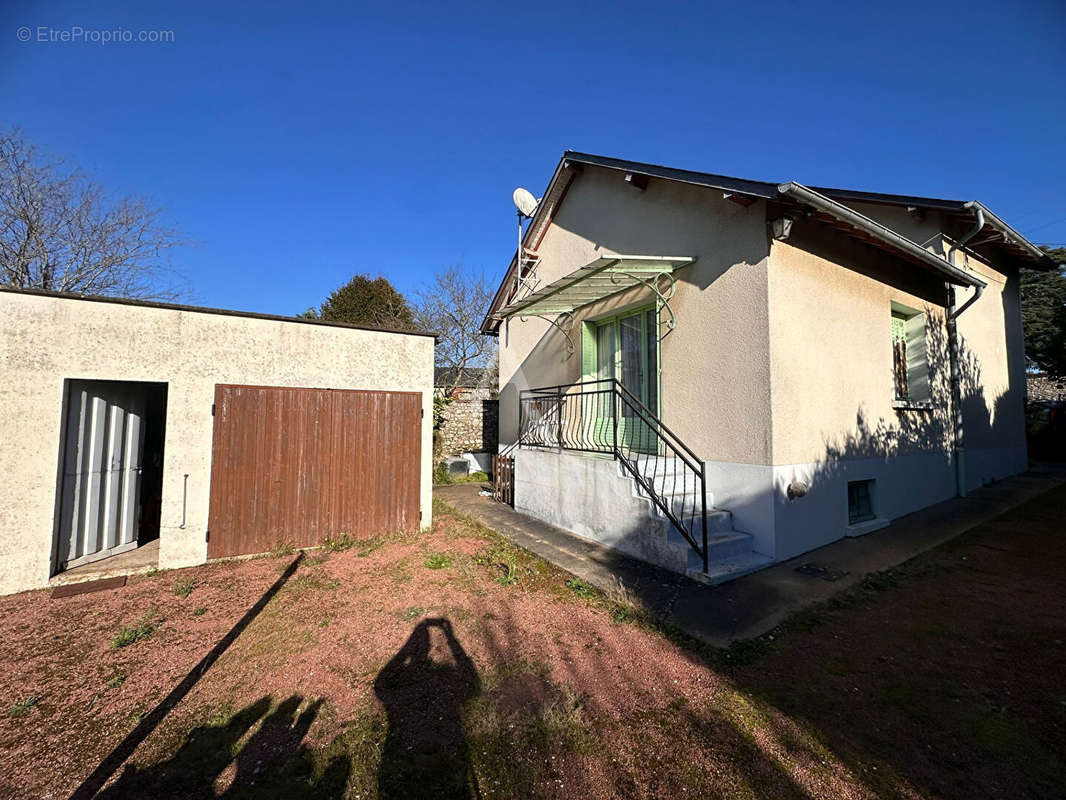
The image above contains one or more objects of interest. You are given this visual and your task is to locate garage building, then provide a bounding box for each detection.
[0,287,435,595]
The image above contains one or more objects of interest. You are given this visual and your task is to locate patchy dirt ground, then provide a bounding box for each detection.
[0,488,1064,799]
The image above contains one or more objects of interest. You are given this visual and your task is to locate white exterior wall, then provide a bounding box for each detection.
[0,290,435,595]
[764,211,1028,560]
[512,448,691,572]
[499,166,773,465]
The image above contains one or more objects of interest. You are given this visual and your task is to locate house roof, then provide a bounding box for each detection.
[775,182,987,288]
[481,151,1056,334]
[0,286,438,338]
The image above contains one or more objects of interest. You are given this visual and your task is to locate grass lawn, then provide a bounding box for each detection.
[0,486,1064,799]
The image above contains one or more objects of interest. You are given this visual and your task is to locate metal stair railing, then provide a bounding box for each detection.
[517,379,708,572]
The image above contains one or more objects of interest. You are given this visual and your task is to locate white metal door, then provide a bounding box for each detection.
[56,381,146,569]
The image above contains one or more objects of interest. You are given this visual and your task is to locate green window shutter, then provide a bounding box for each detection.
[905,313,930,401]
[580,321,597,382]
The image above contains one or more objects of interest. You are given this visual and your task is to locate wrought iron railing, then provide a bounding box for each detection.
[517,379,709,572]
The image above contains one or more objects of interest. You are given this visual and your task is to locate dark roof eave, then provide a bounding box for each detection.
[778,182,987,289]
[561,151,779,199]
[569,153,1054,268]
[480,154,579,335]
[810,188,1054,269]
[808,185,968,213]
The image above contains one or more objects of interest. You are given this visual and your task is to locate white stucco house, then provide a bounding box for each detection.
[482,152,1055,583]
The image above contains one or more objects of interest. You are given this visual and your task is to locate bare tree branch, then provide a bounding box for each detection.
[413,264,496,395]
[0,128,186,300]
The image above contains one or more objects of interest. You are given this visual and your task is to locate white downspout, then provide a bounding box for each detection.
[945,205,985,498]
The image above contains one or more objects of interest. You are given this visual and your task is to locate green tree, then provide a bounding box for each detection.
[305,274,416,330]
[1021,247,1066,378]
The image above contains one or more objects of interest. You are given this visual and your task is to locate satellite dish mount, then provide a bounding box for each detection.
[507,187,543,316]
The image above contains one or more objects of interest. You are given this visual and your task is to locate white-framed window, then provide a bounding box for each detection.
[891,302,930,404]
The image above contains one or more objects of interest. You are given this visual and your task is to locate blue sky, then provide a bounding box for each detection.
[3,0,1064,314]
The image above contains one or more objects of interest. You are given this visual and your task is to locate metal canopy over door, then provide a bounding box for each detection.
[56,381,147,569]
[206,385,422,559]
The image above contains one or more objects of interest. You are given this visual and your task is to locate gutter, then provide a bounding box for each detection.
[777,182,990,499]
[776,182,987,289]
[963,200,1050,264]
[944,206,987,499]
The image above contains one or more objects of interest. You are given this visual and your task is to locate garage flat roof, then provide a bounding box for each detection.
[0,286,437,339]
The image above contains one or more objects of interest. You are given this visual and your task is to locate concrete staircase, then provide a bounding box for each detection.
[625,455,772,585]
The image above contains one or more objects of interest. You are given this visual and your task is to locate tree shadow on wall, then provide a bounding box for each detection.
[786,305,1017,509]
[95,695,349,799]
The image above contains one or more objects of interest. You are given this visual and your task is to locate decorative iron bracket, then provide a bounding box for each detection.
[519,310,575,357]
[610,270,677,339]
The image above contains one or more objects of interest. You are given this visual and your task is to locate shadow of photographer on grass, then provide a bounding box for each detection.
[92,616,482,799]
[374,617,482,799]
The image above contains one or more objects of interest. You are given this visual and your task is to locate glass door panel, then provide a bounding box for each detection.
[592,308,658,454]
[645,308,658,415]
[592,323,615,442]
[596,323,615,380]
[619,314,643,416]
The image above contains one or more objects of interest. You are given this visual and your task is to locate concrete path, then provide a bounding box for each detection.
[435,465,1066,646]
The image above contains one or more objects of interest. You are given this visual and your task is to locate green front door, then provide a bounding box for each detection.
[587,307,659,453]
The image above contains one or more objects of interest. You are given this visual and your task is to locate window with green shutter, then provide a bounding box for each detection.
[891,303,930,404]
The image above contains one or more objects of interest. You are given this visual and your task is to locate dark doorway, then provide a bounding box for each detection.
[54,380,168,573]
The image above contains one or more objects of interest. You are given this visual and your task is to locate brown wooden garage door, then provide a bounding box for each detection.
[207,385,421,559]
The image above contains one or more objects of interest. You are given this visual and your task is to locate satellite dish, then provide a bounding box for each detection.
[512,187,539,218]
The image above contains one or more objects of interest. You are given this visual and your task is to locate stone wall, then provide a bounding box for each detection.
[1027,374,1065,402]
[437,389,499,456]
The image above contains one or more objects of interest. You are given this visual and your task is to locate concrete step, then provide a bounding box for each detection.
[641,482,704,505]
[669,528,753,560]
[628,461,702,496]
[685,551,774,586]
[627,478,715,522]
[657,506,735,537]
[613,452,763,581]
